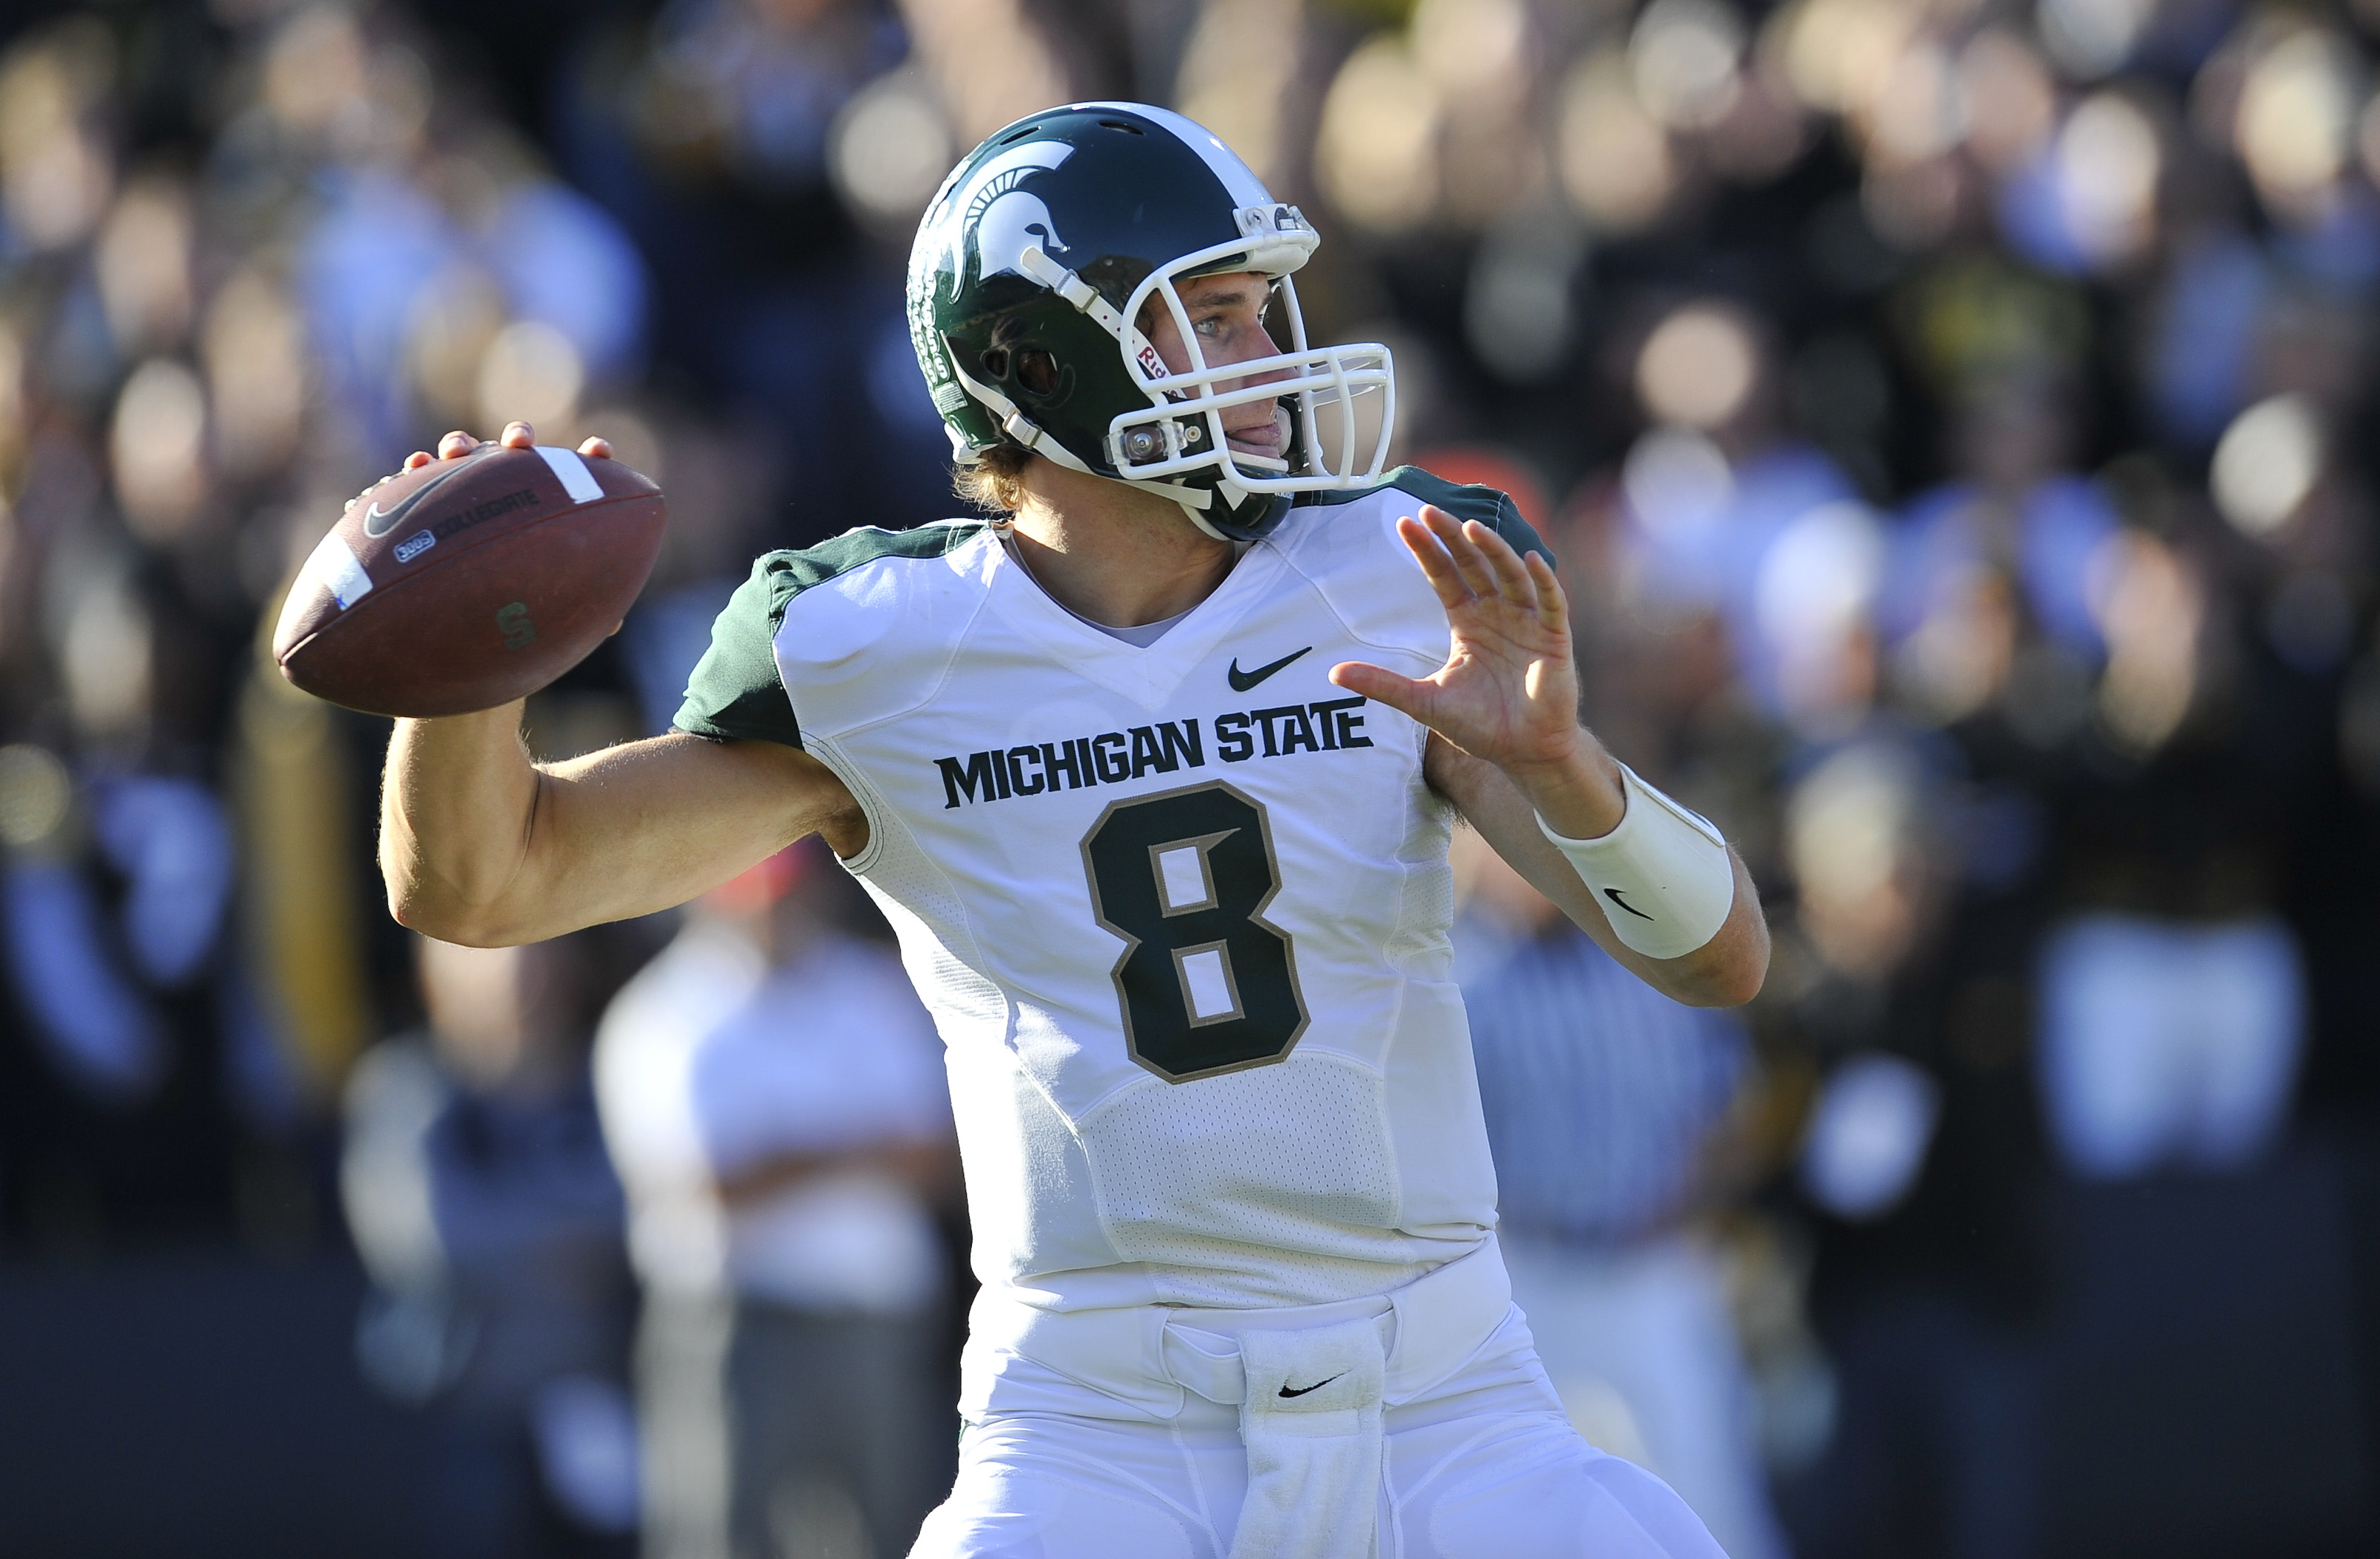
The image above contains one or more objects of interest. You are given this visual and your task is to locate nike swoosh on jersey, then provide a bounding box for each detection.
[361,453,479,538]
[1277,1372,1345,1398]
[1227,646,1312,692]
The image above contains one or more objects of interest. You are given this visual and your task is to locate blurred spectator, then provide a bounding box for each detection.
[343,933,638,1558]
[1606,298,1877,739]
[596,842,956,1559]
[1453,829,1789,1559]
[2036,914,2303,1179]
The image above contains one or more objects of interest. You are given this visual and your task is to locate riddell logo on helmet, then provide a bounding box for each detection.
[1236,204,1309,236]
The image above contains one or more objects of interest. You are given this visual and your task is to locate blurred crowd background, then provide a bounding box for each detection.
[1,0,2379,1555]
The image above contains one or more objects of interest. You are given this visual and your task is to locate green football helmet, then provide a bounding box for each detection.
[906,102,1395,541]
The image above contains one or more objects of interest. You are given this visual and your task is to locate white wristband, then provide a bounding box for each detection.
[1537,764,1735,959]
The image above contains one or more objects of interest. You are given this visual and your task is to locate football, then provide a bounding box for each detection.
[272,443,668,718]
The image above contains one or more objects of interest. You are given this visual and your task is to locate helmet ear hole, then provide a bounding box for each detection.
[980,348,1011,379]
[1017,350,1059,395]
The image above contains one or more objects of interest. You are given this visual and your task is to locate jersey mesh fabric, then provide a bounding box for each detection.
[1079,1053,1413,1305]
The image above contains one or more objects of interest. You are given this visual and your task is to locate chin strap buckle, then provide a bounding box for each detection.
[1000,411,1052,452]
[1019,245,1118,327]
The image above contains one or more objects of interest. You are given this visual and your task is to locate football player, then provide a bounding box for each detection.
[382,103,1766,1558]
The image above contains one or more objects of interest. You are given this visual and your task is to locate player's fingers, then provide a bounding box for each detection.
[402,450,433,470]
[1423,507,1499,600]
[1467,519,1537,607]
[1525,550,1569,629]
[1396,515,1475,610]
[1328,659,1433,722]
[438,430,478,460]
[578,435,612,460]
[499,421,536,449]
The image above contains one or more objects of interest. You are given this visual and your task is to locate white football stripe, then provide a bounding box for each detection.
[1075,102,1273,207]
[302,530,373,610]
[536,446,605,504]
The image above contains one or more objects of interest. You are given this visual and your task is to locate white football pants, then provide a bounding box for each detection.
[909,1307,1731,1559]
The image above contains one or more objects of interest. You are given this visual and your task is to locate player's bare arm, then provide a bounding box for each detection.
[1332,505,1769,1007]
[376,422,866,949]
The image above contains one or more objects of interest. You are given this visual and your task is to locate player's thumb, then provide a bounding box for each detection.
[1329,660,1427,721]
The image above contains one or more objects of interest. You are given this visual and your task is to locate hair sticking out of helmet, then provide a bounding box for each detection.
[907,102,1398,542]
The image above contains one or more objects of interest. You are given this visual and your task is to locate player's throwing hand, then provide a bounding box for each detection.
[339,421,614,516]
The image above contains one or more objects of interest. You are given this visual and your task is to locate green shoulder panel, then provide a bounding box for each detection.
[672,522,988,748]
[1300,466,1554,570]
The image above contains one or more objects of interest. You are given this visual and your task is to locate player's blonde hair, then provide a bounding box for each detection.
[953,444,1032,515]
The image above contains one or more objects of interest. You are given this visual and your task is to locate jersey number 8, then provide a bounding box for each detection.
[1080,782,1309,1082]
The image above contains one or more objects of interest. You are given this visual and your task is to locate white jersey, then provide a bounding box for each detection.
[676,472,1545,1312]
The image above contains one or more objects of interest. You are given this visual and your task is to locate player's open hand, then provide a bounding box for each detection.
[342,422,612,515]
[1329,506,1591,785]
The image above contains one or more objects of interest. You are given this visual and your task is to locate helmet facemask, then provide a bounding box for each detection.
[1006,210,1395,541]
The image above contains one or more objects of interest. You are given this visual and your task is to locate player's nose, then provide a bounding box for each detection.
[1213,321,1294,394]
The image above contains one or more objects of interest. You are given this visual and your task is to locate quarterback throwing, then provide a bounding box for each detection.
[382,103,1766,1558]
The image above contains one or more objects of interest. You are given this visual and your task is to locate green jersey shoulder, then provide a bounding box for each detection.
[674,520,988,748]
[1300,465,1552,568]
[670,468,1544,748]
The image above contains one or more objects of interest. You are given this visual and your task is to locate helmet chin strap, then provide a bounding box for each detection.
[947,355,1218,516]
[1173,486,1235,542]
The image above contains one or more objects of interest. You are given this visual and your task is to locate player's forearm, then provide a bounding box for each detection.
[1525,820,1768,1007]
[1492,727,1627,841]
[1433,736,1769,1007]
[1498,734,1767,1003]
[379,702,543,943]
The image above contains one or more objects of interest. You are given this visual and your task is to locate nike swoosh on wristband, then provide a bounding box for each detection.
[1604,887,1656,921]
[1278,1372,1345,1399]
[1227,646,1311,692]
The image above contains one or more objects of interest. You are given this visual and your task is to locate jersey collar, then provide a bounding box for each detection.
[982,533,1290,711]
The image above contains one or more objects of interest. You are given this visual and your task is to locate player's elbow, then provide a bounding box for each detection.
[1691,955,1766,1009]
[385,874,525,948]
[1657,913,1769,1007]
[1683,922,1769,1007]
[385,880,459,942]
[379,826,542,945]
[1661,963,1763,1009]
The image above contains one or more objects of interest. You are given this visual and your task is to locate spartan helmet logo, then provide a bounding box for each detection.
[938,140,1077,295]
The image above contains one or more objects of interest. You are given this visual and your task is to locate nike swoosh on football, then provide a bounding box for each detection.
[360,454,479,538]
[1277,1372,1345,1399]
[1227,646,1312,692]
